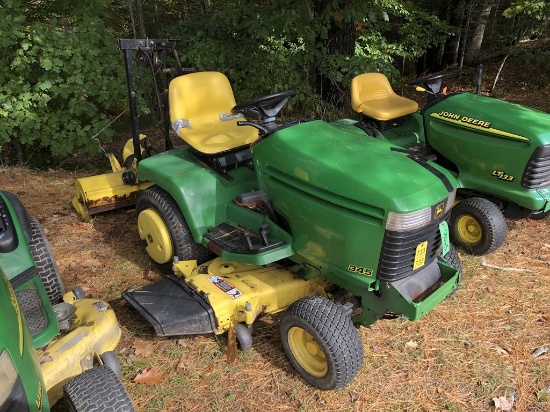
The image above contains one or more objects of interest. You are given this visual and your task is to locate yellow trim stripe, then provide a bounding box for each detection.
[430,113,530,142]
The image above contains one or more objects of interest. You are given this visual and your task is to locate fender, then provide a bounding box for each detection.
[137,147,259,242]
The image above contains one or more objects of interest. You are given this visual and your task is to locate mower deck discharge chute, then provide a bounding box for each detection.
[351,70,550,255]
[114,63,462,390]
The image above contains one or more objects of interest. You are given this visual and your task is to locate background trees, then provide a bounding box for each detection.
[0,0,548,163]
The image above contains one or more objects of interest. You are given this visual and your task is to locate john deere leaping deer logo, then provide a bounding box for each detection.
[433,202,445,219]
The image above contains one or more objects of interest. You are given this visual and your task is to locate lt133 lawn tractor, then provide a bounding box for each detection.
[350,69,550,255]
[72,39,461,390]
[0,190,135,411]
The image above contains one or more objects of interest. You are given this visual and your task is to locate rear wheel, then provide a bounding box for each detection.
[449,198,507,255]
[136,186,214,268]
[279,295,363,390]
[63,366,136,412]
[28,217,65,304]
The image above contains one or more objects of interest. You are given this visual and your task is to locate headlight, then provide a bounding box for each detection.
[386,189,456,232]
[0,349,28,411]
[386,207,432,232]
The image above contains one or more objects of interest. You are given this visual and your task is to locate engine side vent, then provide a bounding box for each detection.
[522,145,550,189]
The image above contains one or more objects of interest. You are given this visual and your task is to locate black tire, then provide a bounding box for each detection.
[234,323,253,351]
[442,245,462,273]
[28,217,65,304]
[529,210,550,220]
[64,366,136,412]
[100,351,122,379]
[279,295,363,390]
[449,198,507,255]
[136,185,214,267]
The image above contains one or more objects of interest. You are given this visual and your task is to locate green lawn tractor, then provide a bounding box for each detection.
[0,190,135,411]
[119,70,462,390]
[350,69,550,255]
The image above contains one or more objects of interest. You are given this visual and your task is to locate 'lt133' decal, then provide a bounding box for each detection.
[492,170,514,182]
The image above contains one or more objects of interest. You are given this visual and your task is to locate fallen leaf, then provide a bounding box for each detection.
[133,366,164,385]
[493,395,514,411]
[144,270,161,281]
[177,339,187,348]
[487,285,496,294]
[177,352,192,371]
[133,339,157,358]
[405,340,418,349]
[371,345,382,352]
[436,387,444,394]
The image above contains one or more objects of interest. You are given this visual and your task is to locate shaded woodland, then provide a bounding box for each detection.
[0,0,548,162]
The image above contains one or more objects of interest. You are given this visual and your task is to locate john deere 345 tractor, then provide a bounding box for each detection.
[119,70,463,389]
[350,70,550,255]
[0,190,135,411]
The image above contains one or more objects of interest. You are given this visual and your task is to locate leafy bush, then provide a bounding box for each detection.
[0,1,126,161]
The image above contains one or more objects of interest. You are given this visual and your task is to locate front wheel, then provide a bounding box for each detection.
[28,217,65,304]
[529,210,550,220]
[449,198,507,255]
[136,186,214,268]
[63,366,136,412]
[279,295,363,390]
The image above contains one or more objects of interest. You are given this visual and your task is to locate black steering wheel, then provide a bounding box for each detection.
[408,73,451,87]
[233,90,296,125]
[408,72,451,95]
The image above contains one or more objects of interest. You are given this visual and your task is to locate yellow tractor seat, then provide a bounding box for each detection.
[350,73,418,121]
[169,72,259,155]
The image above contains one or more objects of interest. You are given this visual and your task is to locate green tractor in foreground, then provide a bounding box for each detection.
[0,190,134,411]
[120,69,462,390]
[350,70,550,255]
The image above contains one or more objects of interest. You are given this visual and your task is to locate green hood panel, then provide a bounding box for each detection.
[253,120,456,216]
[426,93,550,144]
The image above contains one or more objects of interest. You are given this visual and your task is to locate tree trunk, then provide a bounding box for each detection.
[444,0,468,66]
[464,0,494,65]
[312,0,356,104]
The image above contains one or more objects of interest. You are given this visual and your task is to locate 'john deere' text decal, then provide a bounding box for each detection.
[430,112,529,142]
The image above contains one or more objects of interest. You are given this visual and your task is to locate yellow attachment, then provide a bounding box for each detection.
[456,215,482,244]
[39,295,121,406]
[72,172,152,220]
[174,258,330,333]
[350,73,419,121]
[169,72,259,154]
[137,208,174,264]
[287,326,327,378]
[122,134,148,167]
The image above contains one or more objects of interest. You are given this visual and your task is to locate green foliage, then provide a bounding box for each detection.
[166,0,451,114]
[0,0,126,160]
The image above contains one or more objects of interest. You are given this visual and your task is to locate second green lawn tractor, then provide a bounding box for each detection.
[350,69,550,255]
[0,190,135,411]
[120,70,463,390]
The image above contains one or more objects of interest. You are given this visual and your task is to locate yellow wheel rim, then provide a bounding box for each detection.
[137,208,173,264]
[456,215,482,244]
[287,326,327,378]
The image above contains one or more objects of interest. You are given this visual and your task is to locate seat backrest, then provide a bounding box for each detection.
[350,73,418,121]
[169,71,236,127]
[350,73,395,113]
[169,72,259,154]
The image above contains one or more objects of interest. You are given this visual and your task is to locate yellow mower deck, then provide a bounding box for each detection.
[123,258,330,337]
[39,291,121,405]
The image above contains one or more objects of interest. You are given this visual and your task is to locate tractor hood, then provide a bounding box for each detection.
[426,92,550,144]
[252,120,456,216]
